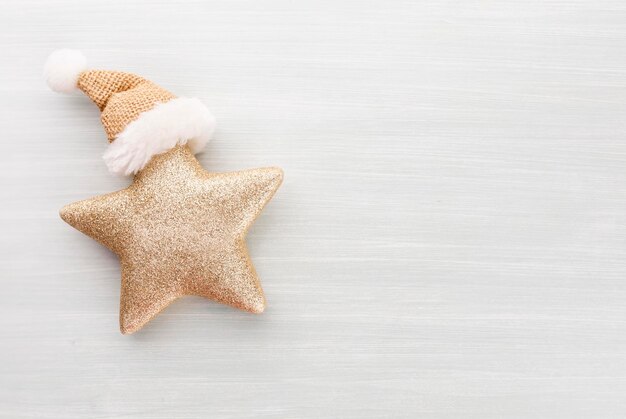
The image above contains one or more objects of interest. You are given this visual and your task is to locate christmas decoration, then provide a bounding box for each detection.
[45,50,283,334]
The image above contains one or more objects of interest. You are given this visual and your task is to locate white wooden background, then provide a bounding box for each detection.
[1,1,626,418]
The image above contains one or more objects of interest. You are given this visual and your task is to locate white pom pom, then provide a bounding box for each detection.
[43,49,87,93]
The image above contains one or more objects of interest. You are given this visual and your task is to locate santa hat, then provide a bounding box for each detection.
[43,49,215,176]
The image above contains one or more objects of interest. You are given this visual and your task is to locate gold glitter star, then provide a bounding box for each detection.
[60,145,283,334]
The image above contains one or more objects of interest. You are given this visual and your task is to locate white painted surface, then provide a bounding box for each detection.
[1,1,626,417]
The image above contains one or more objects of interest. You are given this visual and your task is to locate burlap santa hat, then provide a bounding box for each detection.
[43,49,215,175]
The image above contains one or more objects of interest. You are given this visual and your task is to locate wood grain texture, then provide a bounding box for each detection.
[1,1,626,417]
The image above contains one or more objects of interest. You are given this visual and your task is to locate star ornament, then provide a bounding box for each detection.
[44,49,284,334]
[61,146,283,334]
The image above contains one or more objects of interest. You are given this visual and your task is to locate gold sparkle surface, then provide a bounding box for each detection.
[60,145,283,334]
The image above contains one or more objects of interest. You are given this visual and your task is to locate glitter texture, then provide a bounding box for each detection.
[60,145,283,334]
